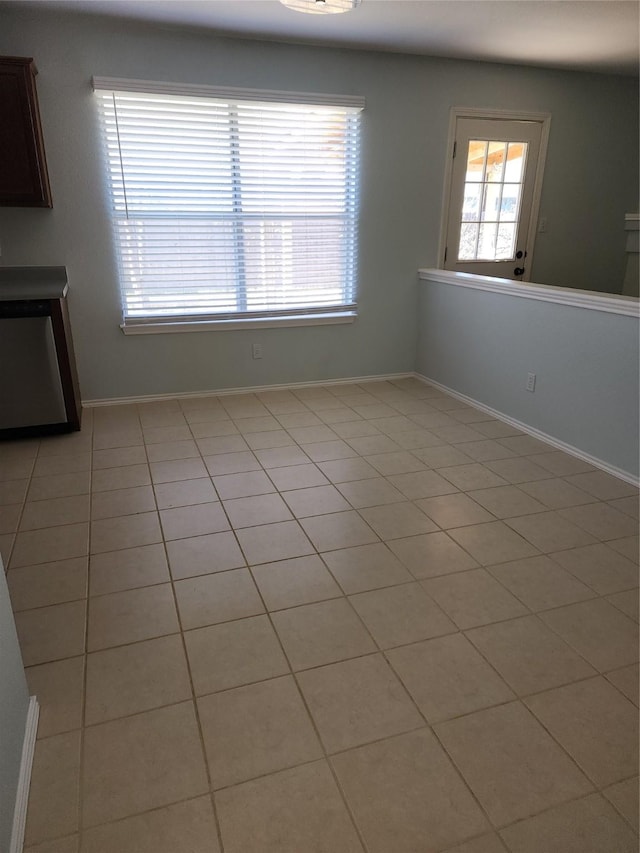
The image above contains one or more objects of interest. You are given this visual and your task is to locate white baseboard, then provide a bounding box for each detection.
[10,696,39,853]
[414,372,639,487]
[81,369,637,485]
[81,372,414,407]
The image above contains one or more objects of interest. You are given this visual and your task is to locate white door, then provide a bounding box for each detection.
[443,116,547,280]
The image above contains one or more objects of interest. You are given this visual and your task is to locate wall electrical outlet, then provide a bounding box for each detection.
[526,372,536,392]
[252,343,263,360]
[538,217,547,233]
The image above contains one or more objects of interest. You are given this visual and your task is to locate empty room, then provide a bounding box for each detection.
[0,1,638,852]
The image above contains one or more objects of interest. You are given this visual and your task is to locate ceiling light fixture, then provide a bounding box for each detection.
[280,0,361,15]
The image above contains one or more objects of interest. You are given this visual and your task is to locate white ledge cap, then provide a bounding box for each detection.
[418,269,639,318]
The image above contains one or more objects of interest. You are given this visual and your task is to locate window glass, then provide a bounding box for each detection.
[95,86,363,326]
[457,138,528,262]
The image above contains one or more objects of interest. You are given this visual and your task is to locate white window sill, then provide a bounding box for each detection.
[120,312,357,335]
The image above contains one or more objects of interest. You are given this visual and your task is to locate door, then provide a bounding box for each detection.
[442,116,547,280]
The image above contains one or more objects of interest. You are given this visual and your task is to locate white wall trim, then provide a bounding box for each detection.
[9,696,39,853]
[413,372,639,487]
[92,77,365,109]
[82,372,414,407]
[437,106,551,277]
[419,268,640,317]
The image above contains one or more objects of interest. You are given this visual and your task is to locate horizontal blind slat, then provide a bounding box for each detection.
[97,87,361,321]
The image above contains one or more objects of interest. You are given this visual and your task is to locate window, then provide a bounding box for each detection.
[93,78,364,332]
[457,140,529,261]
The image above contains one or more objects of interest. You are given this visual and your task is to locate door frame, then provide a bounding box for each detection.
[437,107,552,281]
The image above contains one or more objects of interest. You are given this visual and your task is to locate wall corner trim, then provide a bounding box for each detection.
[9,696,39,853]
[413,372,639,487]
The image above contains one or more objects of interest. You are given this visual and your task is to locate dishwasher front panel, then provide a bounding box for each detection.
[0,315,67,429]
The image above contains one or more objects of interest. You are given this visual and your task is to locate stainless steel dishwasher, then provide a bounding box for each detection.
[0,266,81,438]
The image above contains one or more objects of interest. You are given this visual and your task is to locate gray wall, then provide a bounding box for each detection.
[0,557,30,853]
[417,277,640,478]
[0,6,637,401]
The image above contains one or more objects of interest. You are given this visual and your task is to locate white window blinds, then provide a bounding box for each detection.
[93,78,364,327]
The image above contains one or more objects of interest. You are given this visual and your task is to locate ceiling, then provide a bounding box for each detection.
[19,0,640,76]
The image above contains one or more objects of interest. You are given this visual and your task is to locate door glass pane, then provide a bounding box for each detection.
[505,143,527,181]
[500,184,521,222]
[458,223,478,259]
[462,183,482,221]
[486,142,506,182]
[465,141,487,182]
[496,223,516,258]
[478,223,498,259]
[482,183,501,221]
[457,138,528,261]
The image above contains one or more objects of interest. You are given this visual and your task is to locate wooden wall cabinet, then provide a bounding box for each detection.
[0,56,52,207]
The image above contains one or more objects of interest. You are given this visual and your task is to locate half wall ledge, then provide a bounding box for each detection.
[418,269,639,317]
[417,268,639,481]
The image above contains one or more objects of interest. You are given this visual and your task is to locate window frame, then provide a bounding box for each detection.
[92,77,365,334]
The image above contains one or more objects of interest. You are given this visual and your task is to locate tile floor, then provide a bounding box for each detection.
[1,377,638,853]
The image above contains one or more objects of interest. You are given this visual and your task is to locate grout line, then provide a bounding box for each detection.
[231,520,372,847]
[223,484,371,850]
[601,779,640,836]
[9,386,639,850]
[76,410,97,851]
[429,702,593,833]
[162,439,228,853]
[493,782,640,839]
[75,793,217,844]
[94,402,226,850]
[0,447,39,570]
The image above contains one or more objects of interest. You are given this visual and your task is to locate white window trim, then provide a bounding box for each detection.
[437,107,551,280]
[120,311,357,335]
[93,77,364,331]
[92,77,365,110]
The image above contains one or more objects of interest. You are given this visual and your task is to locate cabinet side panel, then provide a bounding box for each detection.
[0,58,52,206]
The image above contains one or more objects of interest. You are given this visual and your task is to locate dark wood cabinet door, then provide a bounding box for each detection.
[0,56,52,207]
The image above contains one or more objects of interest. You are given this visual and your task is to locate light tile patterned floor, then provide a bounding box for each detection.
[1,377,638,853]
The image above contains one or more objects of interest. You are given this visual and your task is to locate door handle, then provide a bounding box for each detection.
[514,267,525,276]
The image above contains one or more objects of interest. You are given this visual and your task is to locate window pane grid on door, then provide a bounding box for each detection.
[458,139,529,262]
